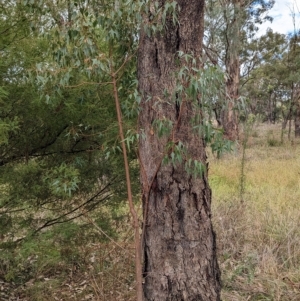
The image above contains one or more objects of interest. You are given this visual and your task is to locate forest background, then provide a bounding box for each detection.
[0,0,300,300]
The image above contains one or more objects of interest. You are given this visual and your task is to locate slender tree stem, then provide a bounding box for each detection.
[111,72,143,301]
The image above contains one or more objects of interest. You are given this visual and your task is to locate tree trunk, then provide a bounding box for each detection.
[138,1,221,300]
[221,0,240,141]
[295,95,300,138]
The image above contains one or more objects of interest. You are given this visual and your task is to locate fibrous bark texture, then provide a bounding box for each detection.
[138,1,221,300]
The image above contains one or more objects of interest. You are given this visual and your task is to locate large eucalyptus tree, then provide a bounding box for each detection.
[6,0,223,299]
[138,1,221,300]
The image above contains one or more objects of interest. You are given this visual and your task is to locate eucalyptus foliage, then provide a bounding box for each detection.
[0,0,264,295]
[0,0,141,248]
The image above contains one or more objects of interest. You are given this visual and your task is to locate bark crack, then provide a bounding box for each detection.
[176,26,180,51]
[175,93,180,119]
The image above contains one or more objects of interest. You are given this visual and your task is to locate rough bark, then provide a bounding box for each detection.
[221,0,240,141]
[138,1,221,300]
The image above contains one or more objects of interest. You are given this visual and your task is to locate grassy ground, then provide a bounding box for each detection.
[211,122,300,300]
[4,122,300,300]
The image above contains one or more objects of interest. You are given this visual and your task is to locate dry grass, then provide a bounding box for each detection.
[210,122,300,300]
[82,122,300,300]
[7,122,300,300]
[9,230,136,301]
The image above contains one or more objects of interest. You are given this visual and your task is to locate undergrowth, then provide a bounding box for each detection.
[1,123,300,300]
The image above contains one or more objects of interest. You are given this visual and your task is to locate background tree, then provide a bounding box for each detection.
[205,0,274,140]
[241,29,287,123]
[242,29,300,139]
